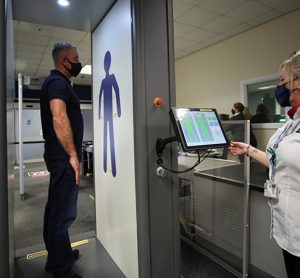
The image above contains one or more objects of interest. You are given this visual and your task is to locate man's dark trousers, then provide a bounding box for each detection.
[43,159,78,278]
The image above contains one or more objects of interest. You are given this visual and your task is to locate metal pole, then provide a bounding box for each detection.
[242,120,250,277]
[18,73,24,200]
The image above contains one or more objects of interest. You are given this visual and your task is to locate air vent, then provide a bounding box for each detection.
[224,208,240,232]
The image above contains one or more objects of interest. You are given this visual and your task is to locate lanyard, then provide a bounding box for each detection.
[267,121,299,179]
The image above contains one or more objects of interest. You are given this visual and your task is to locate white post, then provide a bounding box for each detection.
[18,73,24,200]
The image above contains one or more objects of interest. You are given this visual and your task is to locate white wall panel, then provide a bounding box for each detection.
[92,0,138,277]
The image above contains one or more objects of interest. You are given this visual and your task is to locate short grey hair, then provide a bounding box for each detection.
[52,42,76,63]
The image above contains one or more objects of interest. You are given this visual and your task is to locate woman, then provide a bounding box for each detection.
[231,102,250,121]
[229,53,300,278]
[231,102,245,120]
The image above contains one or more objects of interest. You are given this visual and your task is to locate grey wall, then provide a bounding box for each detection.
[132,0,180,277]
[0,0,15,277]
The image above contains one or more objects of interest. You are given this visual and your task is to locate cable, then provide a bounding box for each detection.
[158,149,212,174]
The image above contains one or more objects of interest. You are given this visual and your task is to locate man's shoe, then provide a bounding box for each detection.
[71,249,80,260]
[45,249,80,272]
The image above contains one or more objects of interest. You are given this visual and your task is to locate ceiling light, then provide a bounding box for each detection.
[57,0,69,7]
[81,65,92,75]
[257,85,276,90]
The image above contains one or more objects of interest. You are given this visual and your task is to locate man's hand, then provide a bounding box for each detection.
[69,155,80,185]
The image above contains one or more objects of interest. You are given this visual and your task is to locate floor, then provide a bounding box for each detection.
[181,241,236,278]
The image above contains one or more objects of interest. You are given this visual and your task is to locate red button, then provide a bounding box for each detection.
[154,97,163,106]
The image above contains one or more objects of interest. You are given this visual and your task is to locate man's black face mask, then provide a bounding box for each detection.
[65,59,82,77]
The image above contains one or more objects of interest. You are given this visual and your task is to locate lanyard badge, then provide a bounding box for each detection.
[264,179,279,199]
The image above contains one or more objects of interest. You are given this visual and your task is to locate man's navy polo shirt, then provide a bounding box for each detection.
[40,70,84,161]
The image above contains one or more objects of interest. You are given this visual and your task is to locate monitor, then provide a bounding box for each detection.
[169,107,230,152]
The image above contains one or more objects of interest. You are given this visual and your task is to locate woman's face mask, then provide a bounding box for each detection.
[274,84,290,107]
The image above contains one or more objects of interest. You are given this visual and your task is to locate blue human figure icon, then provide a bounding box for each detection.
[98,51,121,177]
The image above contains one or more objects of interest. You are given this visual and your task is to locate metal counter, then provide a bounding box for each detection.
[194,162,267,191]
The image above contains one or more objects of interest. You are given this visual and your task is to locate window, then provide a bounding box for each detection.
[243,77,287,123]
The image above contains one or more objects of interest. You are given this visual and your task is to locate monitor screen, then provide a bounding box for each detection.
[170,108,229,151]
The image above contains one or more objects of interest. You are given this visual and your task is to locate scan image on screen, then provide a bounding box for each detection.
[170,108,229,151]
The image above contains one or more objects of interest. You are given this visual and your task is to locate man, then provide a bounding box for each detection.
[40,42,84,278]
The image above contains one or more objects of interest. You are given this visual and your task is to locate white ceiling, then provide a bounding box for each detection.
[12,0,300,85]
[14,21,92,85]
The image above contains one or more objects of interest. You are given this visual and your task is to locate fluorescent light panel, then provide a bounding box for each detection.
[258,85,276,90]
[58,0,69,7]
